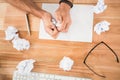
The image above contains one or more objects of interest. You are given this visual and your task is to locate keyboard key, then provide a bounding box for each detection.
[13,71,92,80]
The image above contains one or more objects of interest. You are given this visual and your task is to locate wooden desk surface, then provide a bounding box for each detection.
[0,0,120,80]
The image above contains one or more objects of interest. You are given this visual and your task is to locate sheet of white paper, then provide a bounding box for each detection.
[39,4,94,42]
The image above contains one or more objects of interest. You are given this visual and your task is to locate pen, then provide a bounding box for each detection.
[25,14,31,36]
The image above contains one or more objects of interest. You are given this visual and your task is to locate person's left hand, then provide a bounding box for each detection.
[55,3,72,32]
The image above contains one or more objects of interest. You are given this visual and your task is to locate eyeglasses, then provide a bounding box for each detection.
[83,41,119,78]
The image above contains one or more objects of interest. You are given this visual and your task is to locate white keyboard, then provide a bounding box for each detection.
[13,71,92,80]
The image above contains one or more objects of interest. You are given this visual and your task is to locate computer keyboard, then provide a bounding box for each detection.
[13,71,92,80]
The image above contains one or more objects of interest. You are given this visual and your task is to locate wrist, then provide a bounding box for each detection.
[59,0,73,8]
[59,2,71,11]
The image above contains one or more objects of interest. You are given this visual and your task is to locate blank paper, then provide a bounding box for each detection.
[39,3,94,42]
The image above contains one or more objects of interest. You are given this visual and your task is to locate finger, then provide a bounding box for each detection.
[47,20,56,33]
[51,27,59,39]
[64,21,72,32]
[49,26,59,38]
[57,21,66,32]
[46,25,59,38]
[45,25,54,35]
[54,12,63,32]
[55,13,62,24]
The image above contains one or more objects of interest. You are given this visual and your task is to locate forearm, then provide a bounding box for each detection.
[6,0,45,18]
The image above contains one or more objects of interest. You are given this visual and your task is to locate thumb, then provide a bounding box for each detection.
[54,13,62,23]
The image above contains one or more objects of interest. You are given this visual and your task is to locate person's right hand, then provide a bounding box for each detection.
[6,0,59,38]
[41,11,59,38]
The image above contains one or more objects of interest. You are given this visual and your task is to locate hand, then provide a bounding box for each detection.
[6,0,59,38]
[55,3,72,32]
[41,11,59,38]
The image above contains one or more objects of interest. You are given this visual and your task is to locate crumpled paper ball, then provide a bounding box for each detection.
[94,20,110,35]
[16,59,36,74]
[12,34,30,51]
[52,18,61,27]
[5,26,30,51]
[59,56,74,71]
[93,0,107,14]
[5,26,18,40]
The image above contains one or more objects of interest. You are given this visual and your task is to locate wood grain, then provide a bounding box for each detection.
[0,0,120,80]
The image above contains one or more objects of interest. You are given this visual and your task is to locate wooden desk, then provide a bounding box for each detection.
[0,0,120,80]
